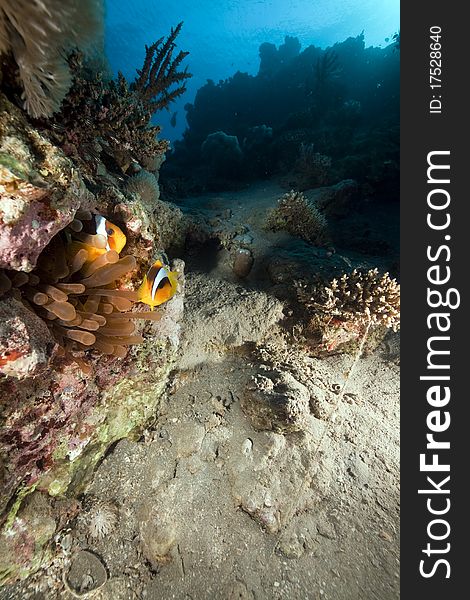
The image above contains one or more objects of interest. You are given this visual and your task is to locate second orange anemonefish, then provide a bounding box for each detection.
[67,215,127,263]
[137,259,178,309]
[94,215,127,254]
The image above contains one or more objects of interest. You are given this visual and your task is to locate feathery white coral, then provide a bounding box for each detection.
[87,500,118,540]
[0,0,103,118]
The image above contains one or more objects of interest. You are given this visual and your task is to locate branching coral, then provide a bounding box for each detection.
[293,269,400,354]
[0,0,103,118]
[132,22,191,114]
[266,190,329,246]
[52,23,191,177]
[315,49,341,86]
[0,213,165,363]
[296,269,400,332]
[53,57,169,177]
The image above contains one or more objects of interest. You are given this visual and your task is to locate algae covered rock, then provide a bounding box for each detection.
[0,261,185,583]
[0,94,93,271]
[120,169,186,259]
[0,14,192,587]
[0,491,57,584]
[0,92,184,580]
[0,296,56,379]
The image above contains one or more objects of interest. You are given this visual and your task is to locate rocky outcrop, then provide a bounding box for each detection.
[242,370,311,433]
[0,297,56,379]
[307,179,359,218]
[0,95,93,272]
[0,94,185,579]
[180,273,284,369]
[0,261,184,582]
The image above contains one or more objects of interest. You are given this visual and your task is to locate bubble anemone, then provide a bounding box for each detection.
[0,215,163,361]
[87,500,119,540]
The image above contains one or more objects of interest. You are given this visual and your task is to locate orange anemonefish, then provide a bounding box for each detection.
[138,259,178,309]
[94,215,127,254]
[67,215,127,263]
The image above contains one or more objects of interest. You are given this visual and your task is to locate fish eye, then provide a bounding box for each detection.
[106,228,114,236]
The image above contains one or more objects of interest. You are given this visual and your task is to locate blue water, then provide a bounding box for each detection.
[105,0,399,142]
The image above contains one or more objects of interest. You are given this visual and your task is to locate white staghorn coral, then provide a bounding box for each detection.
[0,0,103,118]
[297,269,401,331]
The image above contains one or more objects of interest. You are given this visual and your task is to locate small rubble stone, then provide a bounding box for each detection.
[139,506,177,566]
[276,530,305,559]
[65,550,108,596]
[232,248,254,278]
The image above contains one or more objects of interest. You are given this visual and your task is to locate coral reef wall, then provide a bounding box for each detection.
[162,33,399,197]
[0,96,93,271]
[0,101,185,579]
[0,9,191,583]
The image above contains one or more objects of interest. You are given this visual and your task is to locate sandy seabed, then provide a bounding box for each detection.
[1,182,399,600]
